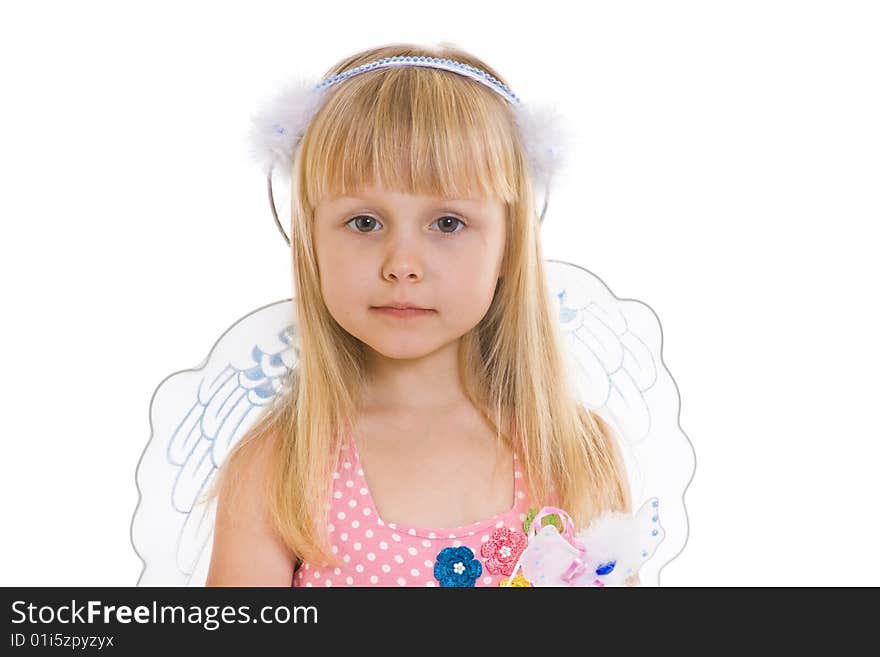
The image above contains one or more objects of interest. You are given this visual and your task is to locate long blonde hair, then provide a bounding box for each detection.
[203,42,631,571]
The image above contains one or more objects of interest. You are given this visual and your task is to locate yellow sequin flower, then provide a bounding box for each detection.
[499,573,532,587]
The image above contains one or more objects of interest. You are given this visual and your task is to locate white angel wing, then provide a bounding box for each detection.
[132,300,299,586]
[133,259,692,587]
[544,260,694,587]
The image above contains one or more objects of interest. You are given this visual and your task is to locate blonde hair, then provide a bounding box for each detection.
[203,42,631,571]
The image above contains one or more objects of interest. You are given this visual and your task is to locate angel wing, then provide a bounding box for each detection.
[544,260,694,587]
[133,259,692,586]
[132,300,299,586]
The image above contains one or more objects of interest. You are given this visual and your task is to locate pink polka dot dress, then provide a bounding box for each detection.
[293,438,536,587]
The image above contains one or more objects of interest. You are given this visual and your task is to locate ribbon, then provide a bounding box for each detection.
[529,506,592,586]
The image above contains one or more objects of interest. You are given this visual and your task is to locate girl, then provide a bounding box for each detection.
[203,42,636,587]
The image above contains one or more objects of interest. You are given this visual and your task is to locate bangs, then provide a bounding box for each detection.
[301,66,520,208]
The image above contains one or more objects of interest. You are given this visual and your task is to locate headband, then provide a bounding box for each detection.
[247,55,572,244]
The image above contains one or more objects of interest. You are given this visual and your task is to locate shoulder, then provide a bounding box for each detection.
[205,428,297,586]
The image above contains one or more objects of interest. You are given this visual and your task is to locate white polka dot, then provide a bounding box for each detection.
[448,533,456,538]
[355,564,364,573]
[391,533,401,542]
[357,468,364,476]
[482,576,493,585]
[397,577,407,586]
[367,552,376,561]
[353,542,362,551]
[379,541,389,550]
[346,480,354,488]
[306,582,313,587]
[351,519,360,529]
[408,528,416,536]
[332,472,340,479]
[331,545,338,554]
[424,560,433,568]
[313,571,320,579]
[514,471,522,478]
[304,564,311,570]
[359,487,368,495]
[377,518,385,526]
[328,523,335,532]
[334,568,341,575]
[428,532,437,539]
[517,491,525,499]
[452,540,462,547]
[468,531,475,536]
[348,499,357,508]
[394,555,404,564]
[410,568,420,577]
[495,520,504,528]
[346,576,353,585]
[333,491,342,499]
[343,554,351,563]
[343,461,351,469]
[370,575,378,584]
[340,532,348,542]
[481,535,490,543]
[337,511,346,520]
[325,579,333,586]
[425,581,436,587]
[388,523,397,529]
[362,507,371,516]
[365,529,374,538]
[407,547,418,555]
[421,539,432,547]
[382,564,391,573]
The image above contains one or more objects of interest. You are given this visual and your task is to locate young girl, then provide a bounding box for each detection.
[203,42,636,587]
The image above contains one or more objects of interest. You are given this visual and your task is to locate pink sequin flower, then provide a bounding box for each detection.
[480,526,527,576]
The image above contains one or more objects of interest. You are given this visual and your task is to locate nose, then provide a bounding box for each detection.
[383,261,422,282]
[381,235,424,282]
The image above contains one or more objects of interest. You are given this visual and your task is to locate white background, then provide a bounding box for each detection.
[1,1,877,587]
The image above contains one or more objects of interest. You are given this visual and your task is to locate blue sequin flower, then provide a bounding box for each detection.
[433,546,483,587]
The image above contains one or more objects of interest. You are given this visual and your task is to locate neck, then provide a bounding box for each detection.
[360,339,469,415]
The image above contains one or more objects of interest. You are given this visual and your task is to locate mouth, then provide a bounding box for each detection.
[370,306,436,318]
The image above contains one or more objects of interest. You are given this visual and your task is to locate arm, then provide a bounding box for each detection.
[206,432,297,586]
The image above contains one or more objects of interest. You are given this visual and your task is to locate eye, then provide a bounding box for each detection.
[431,216,466,235]
[345,214,382,233]
[344,214,466,236]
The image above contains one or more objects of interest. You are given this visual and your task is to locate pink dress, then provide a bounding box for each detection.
[292,437,536,587]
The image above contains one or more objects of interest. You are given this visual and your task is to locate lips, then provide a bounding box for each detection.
[371,306,436,318]
[373,304,432,311]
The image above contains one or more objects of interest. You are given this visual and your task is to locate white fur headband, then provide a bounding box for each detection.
[247,55,571,232]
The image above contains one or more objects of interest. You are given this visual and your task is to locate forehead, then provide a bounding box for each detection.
[321,186,497,209]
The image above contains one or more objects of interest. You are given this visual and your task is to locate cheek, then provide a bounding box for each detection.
[316,240,367,314]
[322,264,368,311]
[442,242,502,311]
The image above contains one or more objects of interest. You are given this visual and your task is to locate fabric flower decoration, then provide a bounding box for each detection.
[433,546,483,587]
[499,573,532,587]
[480,526,527,576]
[523,507,562,535]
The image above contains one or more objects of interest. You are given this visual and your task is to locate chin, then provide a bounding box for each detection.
[368,341,438,360]
[359,332,446,360]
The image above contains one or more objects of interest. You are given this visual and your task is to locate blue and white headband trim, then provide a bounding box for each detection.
[318,55,521,104]
[247,55,570,197]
